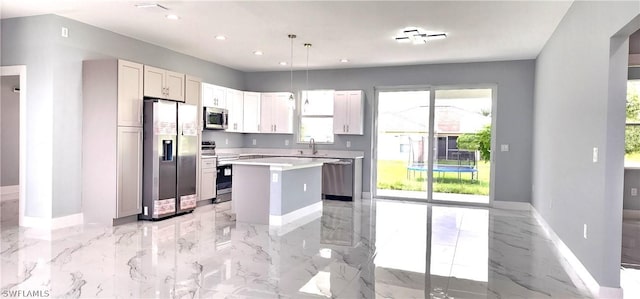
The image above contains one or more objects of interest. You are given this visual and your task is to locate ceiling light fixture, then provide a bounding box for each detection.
[340,58,349,63]
[165,14,180,20]
[253,50,263,56]
[395,28,447,44]
[135,3,168,10]
[288,34,297,110]
[215,35,226,41]
[304,43,312,107]
[279,61,287,66]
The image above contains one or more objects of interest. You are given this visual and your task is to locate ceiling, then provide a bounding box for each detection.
[1,0,574,72]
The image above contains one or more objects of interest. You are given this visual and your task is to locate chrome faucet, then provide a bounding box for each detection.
[309,138,318,155]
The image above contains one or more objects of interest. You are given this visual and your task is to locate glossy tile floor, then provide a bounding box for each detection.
[0,199,598,298]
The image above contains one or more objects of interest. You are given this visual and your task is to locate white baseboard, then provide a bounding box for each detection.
[21,213,84,230]
[623,209,640,220]
[269,201,322,226]
[492,201,531,210]
[362,192,371,199]
[531,207,622,299]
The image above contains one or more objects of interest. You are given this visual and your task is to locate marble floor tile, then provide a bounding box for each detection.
[1,199,599,298]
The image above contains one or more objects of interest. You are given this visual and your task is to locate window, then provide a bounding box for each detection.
[626,80,640,163]
[299,90,334,143]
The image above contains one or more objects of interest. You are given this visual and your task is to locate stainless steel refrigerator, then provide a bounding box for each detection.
[141,99,198,220]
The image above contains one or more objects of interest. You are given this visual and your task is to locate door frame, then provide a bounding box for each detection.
[372,84,497,207]
[1,65,27,226]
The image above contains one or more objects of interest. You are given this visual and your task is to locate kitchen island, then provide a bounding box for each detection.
[228,157,338,226]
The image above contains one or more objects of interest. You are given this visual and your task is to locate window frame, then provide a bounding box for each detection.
[297,89,335,144]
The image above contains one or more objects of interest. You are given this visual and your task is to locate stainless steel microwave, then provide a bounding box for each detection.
[204,107,228,130]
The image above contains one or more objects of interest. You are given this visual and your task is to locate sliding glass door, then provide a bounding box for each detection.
[375,86,494,205]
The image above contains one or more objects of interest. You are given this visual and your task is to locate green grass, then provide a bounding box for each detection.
[377,160,490,195]
[626,152,640,162]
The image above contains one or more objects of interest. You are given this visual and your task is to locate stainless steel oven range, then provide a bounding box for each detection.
[215,153,238,203]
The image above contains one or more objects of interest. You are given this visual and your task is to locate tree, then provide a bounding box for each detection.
[626,85,640,154]
[627,86,640,121]
[457,125,491,162]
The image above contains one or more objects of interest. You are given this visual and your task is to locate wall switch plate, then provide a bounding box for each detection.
[285,139,290,146]
[632,188,638,196]
[272,173,278,182]
[583,224,588,239]
[303,183,307,192]
[500,144,509,152]
[61,27,68,37]
[144,206,148,216]
[252,139,257,145]
[225,138,229,145]
[592,147,598,163]
[346,141,351,148]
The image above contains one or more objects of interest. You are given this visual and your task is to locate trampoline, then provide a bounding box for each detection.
[407,164,478,181]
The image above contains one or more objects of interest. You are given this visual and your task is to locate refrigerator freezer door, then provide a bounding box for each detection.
[177,103,198,212]
[142,99,178,220]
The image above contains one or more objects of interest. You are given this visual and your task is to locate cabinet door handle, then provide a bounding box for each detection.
[343,125,346,132]
[347,125,349,132]
[274,124,277,132]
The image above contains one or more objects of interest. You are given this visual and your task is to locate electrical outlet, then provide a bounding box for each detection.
[346,141,351,148]
[583,224,588,239]
[500,144,509,152]
[144,206,148,216]
[592,147,598,163]
[61,27,68,38]
[303,183,307,192]
[632,188,638,196]
[285,139,290,146]
[225,138,229,145]
[252,139,257,145]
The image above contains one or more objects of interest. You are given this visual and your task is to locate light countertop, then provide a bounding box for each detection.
[228,157,339,171]
[215,148,364,159]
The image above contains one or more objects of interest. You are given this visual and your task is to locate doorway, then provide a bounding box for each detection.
[374,86,494,205]
[0,66,26,229]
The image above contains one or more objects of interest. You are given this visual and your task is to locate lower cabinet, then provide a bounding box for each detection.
[116,127,143,218]
[200,157,217,200]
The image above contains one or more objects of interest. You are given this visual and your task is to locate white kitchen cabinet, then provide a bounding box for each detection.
[117,60,144,127]
[200,157,217,201]
[201,83,226,108]
[260,92,293,134]
[82,59,145,224]
[242,92,261,133]
[117,127,143,217]
[143,65,185,102]
[184,75,201,106]
[333,90,364,135]
[226,88,244,132]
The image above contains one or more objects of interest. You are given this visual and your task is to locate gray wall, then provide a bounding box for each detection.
[623,169,640,210]
[532,1,640,288]
[1,76,19,187]
[244,60,535,201]
[270,167,322,215]
[1,14,245,217]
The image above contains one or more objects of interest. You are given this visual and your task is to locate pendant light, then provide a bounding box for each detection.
[288,34,296,110]
[304,43,312,107]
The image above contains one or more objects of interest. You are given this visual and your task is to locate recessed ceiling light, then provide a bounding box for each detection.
[215,35,226,41]
[253,50,263,56]
[279,61,287,66]
[340,58,349,63]
[165,14,180,20]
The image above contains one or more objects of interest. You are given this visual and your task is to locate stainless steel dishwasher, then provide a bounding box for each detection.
[322,159,353,200]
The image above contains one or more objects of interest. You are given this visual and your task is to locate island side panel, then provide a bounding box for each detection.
[233,164,270,224]
[277,166,322,216]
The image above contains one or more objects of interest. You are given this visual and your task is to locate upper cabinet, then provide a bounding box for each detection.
[143,65,185,102]
[242,92,261,133]
[117,60,144,127]
[202,83,226,108]
[185,76,201,106]
[226,88,244,132]
[333,90,364,135]
[260,92,293,134]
